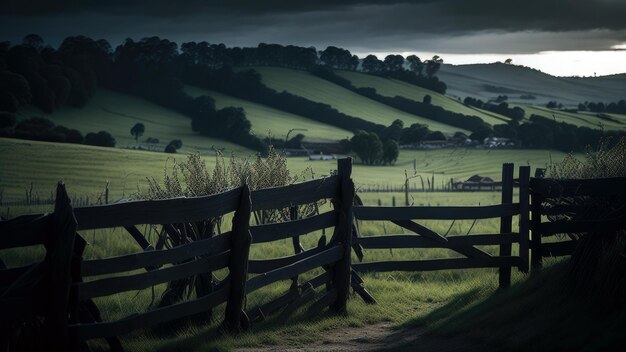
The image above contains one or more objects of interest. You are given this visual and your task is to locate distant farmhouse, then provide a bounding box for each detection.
[452,175,500,190]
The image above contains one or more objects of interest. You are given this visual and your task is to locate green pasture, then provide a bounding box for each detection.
[0,138,569,203]
[513,104,626,131]
[19,89,251,155]
[184,85,351,142]
[2,184,525,351]
[336,70,510,126]
[247,66,467,134]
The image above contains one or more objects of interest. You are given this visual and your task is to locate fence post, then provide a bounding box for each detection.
[332,158,354,314]
[290,206,303,287]
[518,166,531,273]
[43,182,77,352]
[498,163,514,289]
[530,173,544,272]
[224,185,252,332]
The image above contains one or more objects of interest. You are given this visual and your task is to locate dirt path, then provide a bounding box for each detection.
[236,323,483,352]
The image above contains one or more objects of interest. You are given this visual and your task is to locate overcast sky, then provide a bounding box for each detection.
[2,0,626,76]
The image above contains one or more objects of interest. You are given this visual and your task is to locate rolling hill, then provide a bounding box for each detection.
[335,70,511,126]
[0,137,567,202]
[19,89,254,155]
[439,63,626,106]
[246,66,469,134]
[183,85,351,142]
[511,104,626,131]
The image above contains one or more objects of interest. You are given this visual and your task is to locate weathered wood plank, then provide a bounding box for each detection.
[43,183,78,352]
[72,187,242,230]
[247,271,332,323]
[81,232,232,276]
[246,245,343,294]
[249,242,327,274]
[224,185,252,332]
[541,240,577,257]
[77,252,230,300]
[278,283,315,319]
[250,176,340,211]
[305,288,337,318]
[393,220,492,259]
[0,214,50,249]
[249,211,337,244]
[332,158,354,314]
[355,233,520,249]
[541,216,626,236]
[498,163,514,289]
[518,166,531,273]
[354,204,520,221]
[530,192,544,272]
[72,285,230,340]
[353,257,523,273]
[351,270,376,304]
[530,176,626,198]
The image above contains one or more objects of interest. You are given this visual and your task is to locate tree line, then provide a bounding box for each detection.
[578,100,626,115]
[312,66,490,132]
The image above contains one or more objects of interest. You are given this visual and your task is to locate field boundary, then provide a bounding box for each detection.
[2,159,624,350]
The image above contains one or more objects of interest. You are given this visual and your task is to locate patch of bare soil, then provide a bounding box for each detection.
[236,323,484,352]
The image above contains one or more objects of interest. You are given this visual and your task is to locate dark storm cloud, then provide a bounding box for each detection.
[4,0,626,32]
[2,0,626,54]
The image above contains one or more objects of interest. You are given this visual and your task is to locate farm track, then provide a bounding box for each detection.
[236,323,484,352]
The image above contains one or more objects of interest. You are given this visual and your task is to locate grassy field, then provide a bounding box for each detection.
[1,184,525,351]
[512,104,626,131]
[184,85,351,142]
[20,89,252,155]
[336,70,511,126]
[438,63,626,106]
[247,66,468,134]
[0,138,569,204]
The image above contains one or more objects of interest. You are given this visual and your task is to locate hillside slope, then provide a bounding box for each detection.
[439,63,626,106]
[335,70,510,126]
[20,89,253,155]
[0,137,565,201]
[511,104,626,131]
[247,66,469,134]
[184,86,351,142]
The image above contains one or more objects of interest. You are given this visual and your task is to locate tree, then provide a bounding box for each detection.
[22,34,44,52]
[406,55,423,75]
[362,55,383,73]
[350,130,383,165]
[423,95,432,104]
[504,58,513,64]
[425,55,443,78]
[85,131,116,147]
[400,123,431,144]
[383,54,404,72]
[165,139,183,153]
[382,139,399,165]
[130,123,145,142]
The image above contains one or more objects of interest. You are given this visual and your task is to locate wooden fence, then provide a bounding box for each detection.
[3,158,623,351]
[0,159,353,352]
[352,164,531,288]
[529,173,626,271]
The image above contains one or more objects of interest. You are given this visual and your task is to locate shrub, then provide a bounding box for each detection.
[164,139,183,153]
[84,130,116,147]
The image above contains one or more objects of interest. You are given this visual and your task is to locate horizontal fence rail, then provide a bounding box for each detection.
[529,175,626,271]
[5,161,622,350]
[353,203,520,221]
[0,159,353,351]
[350,164,531,288]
